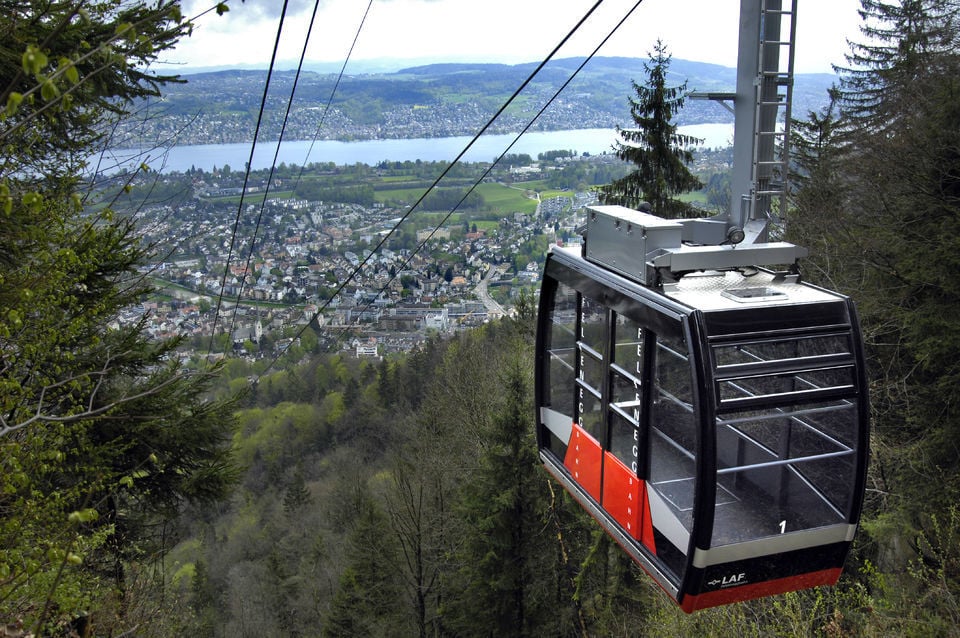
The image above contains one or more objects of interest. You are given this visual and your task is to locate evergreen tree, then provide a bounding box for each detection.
[0,2,238,632]
[786,93,865,292]
[444,347,557,636]
[323,486,405,637]
[1,1,189,181]
[789,7,960,620]
[283,468,313,514]
[597,40,702,216]
[832,0,960,488]
[835,0,959,135]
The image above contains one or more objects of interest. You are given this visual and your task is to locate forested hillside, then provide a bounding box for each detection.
[162,311,871,637]
[165,302,955,636]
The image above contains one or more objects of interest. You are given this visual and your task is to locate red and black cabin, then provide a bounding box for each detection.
[535,242,869,612]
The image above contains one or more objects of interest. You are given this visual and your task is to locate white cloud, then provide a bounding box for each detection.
[166,0,861,74]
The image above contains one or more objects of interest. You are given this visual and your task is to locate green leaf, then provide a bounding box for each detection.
[60,57,80,85]
[216,3,230,16]
[137,34,154,54]
[5,92,23,117]
[0,181,11,216]
[21,191,43,211]
[67,508,99,524]
[21,45,48,76]
[114,22,134,39]
[40,78,60,102]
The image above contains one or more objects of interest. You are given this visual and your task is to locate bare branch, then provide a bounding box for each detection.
[0,361,195,438]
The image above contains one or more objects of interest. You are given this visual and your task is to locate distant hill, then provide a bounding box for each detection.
[128,57,835,145]
[384,56,833,121]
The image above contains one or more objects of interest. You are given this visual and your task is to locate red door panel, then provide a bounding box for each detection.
[564,423,603,500]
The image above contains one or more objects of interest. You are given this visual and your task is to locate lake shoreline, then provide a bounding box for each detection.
[95,124,734,174]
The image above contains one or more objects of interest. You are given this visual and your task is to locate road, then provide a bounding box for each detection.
[474,264,507,318]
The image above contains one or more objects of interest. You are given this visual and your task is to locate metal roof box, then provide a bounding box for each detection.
[584,205,682,284]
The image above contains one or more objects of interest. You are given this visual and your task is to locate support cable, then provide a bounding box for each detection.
[289,0,375,197]
[255,0,642,375]
[206,0,291,354]
[225,0,331,343]
[327,0,647,346]
[84,2,260,190]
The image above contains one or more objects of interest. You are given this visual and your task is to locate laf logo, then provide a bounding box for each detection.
[722,573,746,586]
[706,572,748,588]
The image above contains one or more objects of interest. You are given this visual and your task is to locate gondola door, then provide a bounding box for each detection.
[536,252,704,599]
[567,294,660,557]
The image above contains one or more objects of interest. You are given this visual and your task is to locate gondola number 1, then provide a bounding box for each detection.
[779,520,786,534]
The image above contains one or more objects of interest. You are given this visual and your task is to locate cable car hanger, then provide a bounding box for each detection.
[534,0,869,612]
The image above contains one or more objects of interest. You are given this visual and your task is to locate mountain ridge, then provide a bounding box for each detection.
[124,56,834,146]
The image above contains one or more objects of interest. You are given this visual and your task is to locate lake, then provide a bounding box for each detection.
[95,123,734,174]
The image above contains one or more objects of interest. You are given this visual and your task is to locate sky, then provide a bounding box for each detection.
[163,0,865,75]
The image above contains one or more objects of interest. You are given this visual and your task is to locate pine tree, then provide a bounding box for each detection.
[0,2,238,632]
[835,1,960,469]
[323,486,405,637]
[444,347,558,636]
[786,92,866,292]
[597,40,702,216]
[791,0,960,544]
[283,469,313,514]
[835,0,959,135]
[1,2,189,182]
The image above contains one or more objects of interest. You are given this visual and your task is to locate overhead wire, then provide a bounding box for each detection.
[328,0,648,347]
[224,0,328,343]
[85,1,257,191]
[253,0,641,376]
[226,0,374,342]
[289,0,375,197]
[206,0,291,353]
[209,0,375,355]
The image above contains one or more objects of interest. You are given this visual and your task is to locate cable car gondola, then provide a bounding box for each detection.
[534,206,869,611]
[535,0,868,610]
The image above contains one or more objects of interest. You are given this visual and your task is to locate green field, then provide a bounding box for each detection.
[678,191,709,205]
[473,183,539,214]
[374,186,427,204]
[473,220,500,232]
[374,181,547,215]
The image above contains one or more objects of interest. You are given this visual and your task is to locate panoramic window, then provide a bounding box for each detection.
[576,295,607,443]
[648,334,697,535]
[710,335,860,546]
[542,281,578,459]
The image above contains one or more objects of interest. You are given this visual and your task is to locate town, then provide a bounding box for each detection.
[105,147,732,360]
